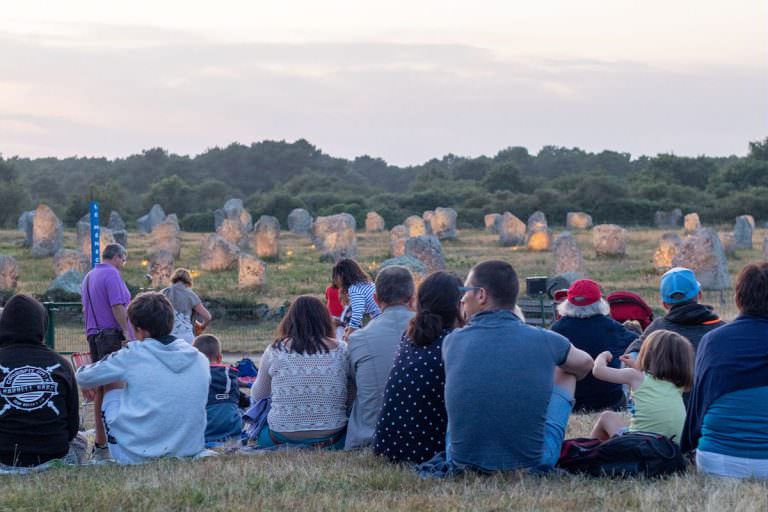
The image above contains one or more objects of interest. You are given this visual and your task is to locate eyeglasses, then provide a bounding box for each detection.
[458,286,483,293]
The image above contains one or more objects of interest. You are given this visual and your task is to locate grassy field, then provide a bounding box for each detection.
[2,225,768,510]
[2,224,765,353]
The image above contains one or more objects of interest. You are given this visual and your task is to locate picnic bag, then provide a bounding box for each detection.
[557,432,686,478]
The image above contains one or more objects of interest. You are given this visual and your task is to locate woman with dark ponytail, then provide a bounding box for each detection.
[372,271,463,464]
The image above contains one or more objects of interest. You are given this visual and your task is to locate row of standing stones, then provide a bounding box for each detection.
[4,202,767,300]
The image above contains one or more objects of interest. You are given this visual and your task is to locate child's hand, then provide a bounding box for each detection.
[595,351,613,365]
[619,354,638,369]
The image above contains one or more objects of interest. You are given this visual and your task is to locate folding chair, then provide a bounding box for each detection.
[70,351,97,429]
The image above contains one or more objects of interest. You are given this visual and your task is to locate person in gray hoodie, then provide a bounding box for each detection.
[77,292,210,464]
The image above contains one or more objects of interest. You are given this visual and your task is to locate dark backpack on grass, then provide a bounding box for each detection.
[557,432,686,478]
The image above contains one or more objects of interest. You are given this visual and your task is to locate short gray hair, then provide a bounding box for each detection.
[375,266,414,306]
[102,243,126,261]
[557,298,610,318]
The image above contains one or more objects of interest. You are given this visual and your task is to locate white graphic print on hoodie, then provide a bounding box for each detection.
[76,337,210,464]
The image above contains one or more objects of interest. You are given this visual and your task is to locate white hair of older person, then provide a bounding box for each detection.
[557,297,610,318]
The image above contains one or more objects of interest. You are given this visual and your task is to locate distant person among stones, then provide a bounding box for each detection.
[373,271,463,463]
[161,268,212,343]
[76,292,210,464]
[193,334,242,446]
[551,279,637,412]
[420,260,593,475]
[625,267,724,357]
[590,330,694,443]
[250,296,352,449]
[0,295,80,467]
[682,262,768,479]
[345,265,415,450]
[332,258,381,340]
[80,243,133,458]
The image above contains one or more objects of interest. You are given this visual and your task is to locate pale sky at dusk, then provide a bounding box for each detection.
[1,0,766,165]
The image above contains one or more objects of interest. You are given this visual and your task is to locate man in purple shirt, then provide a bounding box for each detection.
[81,243,133,453]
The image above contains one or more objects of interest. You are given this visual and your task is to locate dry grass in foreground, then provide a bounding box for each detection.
[2,413,768,512]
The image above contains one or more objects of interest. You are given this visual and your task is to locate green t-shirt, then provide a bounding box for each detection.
[629,374,685,442]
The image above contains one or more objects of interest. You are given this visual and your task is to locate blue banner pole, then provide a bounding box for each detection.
[89,201,100,267]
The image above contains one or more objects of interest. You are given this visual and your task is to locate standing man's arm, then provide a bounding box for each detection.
[111,304,134,340]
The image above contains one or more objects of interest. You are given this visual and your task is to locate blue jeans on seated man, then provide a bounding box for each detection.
[256,424,347,450]
[422,385,574,477]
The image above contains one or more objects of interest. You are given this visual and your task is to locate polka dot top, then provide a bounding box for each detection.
[372,329,451,464]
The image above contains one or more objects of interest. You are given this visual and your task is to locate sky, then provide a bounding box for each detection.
[1,0,766,166]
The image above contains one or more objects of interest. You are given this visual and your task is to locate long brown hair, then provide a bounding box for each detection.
[735,262,768,317]
[273,295,335,355]
[332,258,371,303]
[637,330,694,390]
[407,271,463,347]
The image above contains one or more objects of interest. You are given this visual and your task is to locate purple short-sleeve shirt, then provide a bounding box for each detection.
[81,263,131,336]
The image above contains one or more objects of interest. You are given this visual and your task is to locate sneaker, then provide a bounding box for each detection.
[91,444,112,463]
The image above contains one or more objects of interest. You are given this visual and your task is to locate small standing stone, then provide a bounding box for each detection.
[684,213,701,234]
[136,204,167,234]
[238,254,267,288]
[673,228,730,290]
[498,212,526,247]
[404,216,428,238]
[31,204,64,258]
[18,211,35,247]
[429,207,458,240]
[377,256,427,280]
[312,213,357,261]
[151,218,182,258]
[216,217,249,249]
[222,198,253,231]
[252,215,280,260]
[422,211,435,234]
[107,211,126,232]
[553,232,585,275]
[405,236,445,273]
[0,256,19,290]
[592,224,627,257]
[365,212,386,233]
[654,209,682,229]
[566,212,593,230]
[485,214,501,233]
[53,249,89,276]
[148,250,174,288]
[734,215,753,250]
[46,270,84,301]
[79,226,116,261]
[527,211,548,233]
[200,234,240,271]
[287,208,313,236]
[390,225,408,257]
[653,233,683,270]
[720,232,737,256]
[527,230,552,252]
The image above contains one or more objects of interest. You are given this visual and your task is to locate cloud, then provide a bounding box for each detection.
[0,25,766,165]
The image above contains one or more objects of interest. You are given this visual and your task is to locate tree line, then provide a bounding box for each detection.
[1,137,767,231]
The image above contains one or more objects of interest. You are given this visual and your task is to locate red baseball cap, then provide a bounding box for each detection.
[567,279,602,306]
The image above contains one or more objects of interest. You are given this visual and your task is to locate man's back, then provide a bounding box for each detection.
[81,263,130,336]
[443,310,570,471]
[345,305,414,449]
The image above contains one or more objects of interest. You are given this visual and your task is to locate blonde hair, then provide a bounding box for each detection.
[637,330,694,390]
[171,268,193,287]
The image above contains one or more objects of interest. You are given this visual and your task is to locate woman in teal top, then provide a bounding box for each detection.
[590,330,694,443]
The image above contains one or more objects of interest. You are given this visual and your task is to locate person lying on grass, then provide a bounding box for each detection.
[77,292,210,464]
[591,330,693,443]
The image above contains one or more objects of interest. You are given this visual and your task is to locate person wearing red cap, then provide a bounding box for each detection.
[551,279,637,412]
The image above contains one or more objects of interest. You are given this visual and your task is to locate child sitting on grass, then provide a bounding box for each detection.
[193,335,243,445]
[590,329,694,443]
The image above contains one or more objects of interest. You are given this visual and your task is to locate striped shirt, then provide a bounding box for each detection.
[346,282,381,328]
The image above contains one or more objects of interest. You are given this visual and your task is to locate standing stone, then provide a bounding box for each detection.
[377,256,427,280]
[422,211,435,234]
[485,214,501,233]
[684,213,701,234]
[430,207,458,240]
[592,224,627,257]
[734,215,753,250]
[46,270,84,302]
[312,213,357,261]
[148,250,174,288]
[79,226,116,261]
[18,211,35,247]
[527,211,548,233]
[405,236,445,273]
[200,234,240,271]
[238,254,267,288]
[527,230,553,252]
[653,233,683,271]
[223,198,252,231]
[136,204,167,234]
[566,212,593,230]
[54,249,89,276]
[107,211,126,232]
[720,232,737,256]
[287,208,313,236]
[365,212,386,233]
[252,215,280,260]
[112,229,128,249]
[31,204,63,258]
[553,232,585,275]
[673,228,731,290]
[151,218,182,258]
[0,256,19,290]
[498,212,526,247]
[404,216,428,238]
[390,225,408,257]
[216,218,248,249]
[654,209,682,229]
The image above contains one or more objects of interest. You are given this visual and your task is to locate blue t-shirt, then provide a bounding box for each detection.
[443,310,571,471]
[699,386,768,459]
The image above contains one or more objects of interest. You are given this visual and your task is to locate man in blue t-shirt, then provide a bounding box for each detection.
[443,260,593,472]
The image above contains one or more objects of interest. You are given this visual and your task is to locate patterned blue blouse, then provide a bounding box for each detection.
[372,329,451,464]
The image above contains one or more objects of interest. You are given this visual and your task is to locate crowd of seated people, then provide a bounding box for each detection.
[2,255,768,481]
